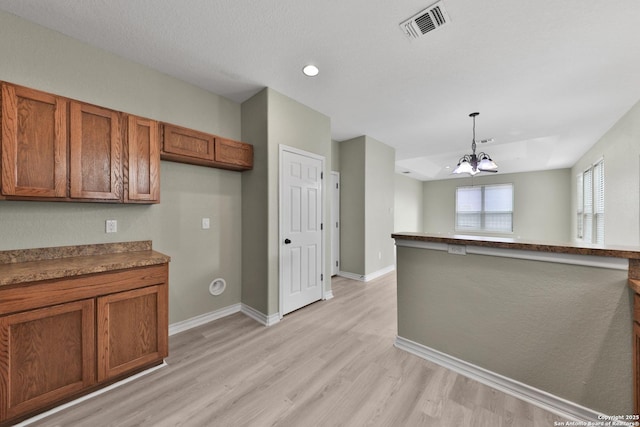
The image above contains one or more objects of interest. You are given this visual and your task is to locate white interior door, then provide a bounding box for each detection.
[280,146,324,315]
[331,172,340,276]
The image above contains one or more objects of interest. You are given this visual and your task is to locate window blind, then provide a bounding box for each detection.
[577,160,604,244]
[456,184,513,233]
[593,160,604,244]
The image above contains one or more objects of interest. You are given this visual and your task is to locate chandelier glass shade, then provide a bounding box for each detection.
[452,112,498,176]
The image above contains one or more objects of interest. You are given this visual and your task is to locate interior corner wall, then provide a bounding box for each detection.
[571,100,640,246]
[364,136,395,275]
[394,174,424,233]
[422,169,572,242]
[0,10,243,325]
[339,136,395,277]
[240,88,270,314]
[331,140,340,171]
[241,88,331,316]
[339,137,366,275]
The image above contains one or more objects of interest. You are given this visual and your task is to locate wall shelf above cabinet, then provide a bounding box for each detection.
[161,123,253,171]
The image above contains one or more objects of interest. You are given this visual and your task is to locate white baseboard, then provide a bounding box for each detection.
[365,265,395,281]
[339,265,395,282]
[16,363,167,426]
[394,336,605,423]
[241,303,280,326]
[170,302,281,335]
[324,289,334,300]
[337,271,365,281]
[169,303,242,336]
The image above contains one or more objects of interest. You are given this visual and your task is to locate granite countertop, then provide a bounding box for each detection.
[391,232,640,260]
[0,241,171,287]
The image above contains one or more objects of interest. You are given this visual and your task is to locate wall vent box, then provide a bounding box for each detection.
[448,244,466,255]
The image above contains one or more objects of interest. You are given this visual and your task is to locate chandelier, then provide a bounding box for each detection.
[452,112,498,175]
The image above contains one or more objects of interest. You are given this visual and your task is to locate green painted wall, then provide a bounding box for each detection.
[396,246,631,415]
[0,11,243,324]
[339,137,366,275]
[572,100,640,246]
[394,174,424,233]
[422,169,572,242]
[241,88,332,316]
[339,136,395,277]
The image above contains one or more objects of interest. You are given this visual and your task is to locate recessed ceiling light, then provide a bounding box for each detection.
[302,64,319,77]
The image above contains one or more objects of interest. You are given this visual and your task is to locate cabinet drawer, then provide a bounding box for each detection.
[0,264,168,316]
[162,124,214,161]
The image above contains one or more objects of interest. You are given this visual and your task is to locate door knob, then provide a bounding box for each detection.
[284,238,291,244]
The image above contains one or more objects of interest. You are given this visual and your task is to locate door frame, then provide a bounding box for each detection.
[278,145,326,318]
[331,171,340,276]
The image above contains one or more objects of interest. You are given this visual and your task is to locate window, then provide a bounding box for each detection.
[577,159,604,244]
[455,183,513,233]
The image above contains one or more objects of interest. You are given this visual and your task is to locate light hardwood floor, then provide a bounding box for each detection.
[27,273,567,426]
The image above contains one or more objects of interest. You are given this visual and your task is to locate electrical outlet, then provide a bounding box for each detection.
[202,218,210,229]
[448,244,466,255]
[105,219,117,233]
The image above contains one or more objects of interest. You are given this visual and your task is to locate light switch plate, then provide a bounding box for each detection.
[202,218,210,229]
[106,219,117,233]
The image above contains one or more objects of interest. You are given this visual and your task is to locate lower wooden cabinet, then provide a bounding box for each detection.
[635,321,640,414]
[0,299,95,422]
[97,285,168,381]
[0,264,168,425]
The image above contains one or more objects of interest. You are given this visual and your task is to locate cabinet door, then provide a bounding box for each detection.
[1,83,68,198]
[0,300,95,423]
[69,102,122,200]
[214,137,253,170]
[126,115,160,202]
[162,123,214,161]
[97,284,168,382]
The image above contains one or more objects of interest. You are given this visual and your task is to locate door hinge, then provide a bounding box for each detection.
[321,223,323,230]
[336,183,339,189]
[336,221,339,228]
[321,274,324,281]
[335,261,339,267]
[321,172,324,179]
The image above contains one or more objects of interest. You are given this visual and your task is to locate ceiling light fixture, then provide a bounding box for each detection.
[302,64,319,77]
[452,112,498,176]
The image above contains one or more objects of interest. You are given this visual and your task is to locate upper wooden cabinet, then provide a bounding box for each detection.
[70,102,122,200]
[0,82,160,204]
[215,137,253,169]
[162,123,214,161]
[161,123,253,171]
[1,83,68,198]
[125,115,160,203]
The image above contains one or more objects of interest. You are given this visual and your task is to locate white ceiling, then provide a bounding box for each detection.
[1,0,639,180]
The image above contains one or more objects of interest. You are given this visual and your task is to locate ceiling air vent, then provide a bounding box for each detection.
[400,1,451,40]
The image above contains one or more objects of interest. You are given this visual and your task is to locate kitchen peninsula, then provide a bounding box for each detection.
[392,232,640,420]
